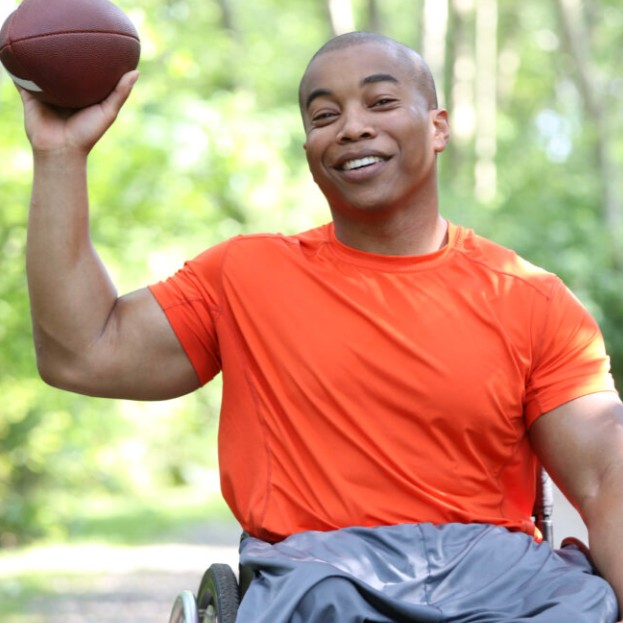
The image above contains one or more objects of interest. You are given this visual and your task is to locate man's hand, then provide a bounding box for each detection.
[19,69,139,155]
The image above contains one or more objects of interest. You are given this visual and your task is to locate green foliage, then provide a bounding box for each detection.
[0,0,622,545]
[440,0,623,385]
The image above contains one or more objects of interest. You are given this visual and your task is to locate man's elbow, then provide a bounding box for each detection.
[33,341,88,394]
[36,352,74,391]
[578,456,623,528]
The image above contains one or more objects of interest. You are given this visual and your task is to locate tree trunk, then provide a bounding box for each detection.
[215,0,237,34]
[447,0,476,192]
[554,0,622,267]
[324,0,356,36]
[474,0,498,203]
[421,0,449,107]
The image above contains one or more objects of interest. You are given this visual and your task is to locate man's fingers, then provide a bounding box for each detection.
[101,70,140,116]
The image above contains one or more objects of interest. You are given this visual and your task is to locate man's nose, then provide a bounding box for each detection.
[336,107,376,143]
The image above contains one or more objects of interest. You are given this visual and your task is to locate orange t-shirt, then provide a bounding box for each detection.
[149,222,616,542]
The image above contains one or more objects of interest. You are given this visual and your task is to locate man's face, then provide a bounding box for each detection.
[300,42,449,220]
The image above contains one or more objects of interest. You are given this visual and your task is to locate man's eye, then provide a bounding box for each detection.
[373,98,397,107]
[312,111,338,124]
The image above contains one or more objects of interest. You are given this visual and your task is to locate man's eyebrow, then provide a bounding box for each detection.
[305,88,333,110]
[360,73,399,87]
[305,74,400,110]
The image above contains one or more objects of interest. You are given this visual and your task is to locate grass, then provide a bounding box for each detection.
[61,486,235,545]
[0,486,238,621]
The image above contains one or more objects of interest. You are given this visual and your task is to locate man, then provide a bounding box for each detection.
[19,31,623,622]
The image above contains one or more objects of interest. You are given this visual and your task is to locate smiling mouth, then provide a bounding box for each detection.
[340,156,385,171]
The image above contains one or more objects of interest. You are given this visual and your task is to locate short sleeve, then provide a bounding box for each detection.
[524,278,616,426]
[149,242,230,385]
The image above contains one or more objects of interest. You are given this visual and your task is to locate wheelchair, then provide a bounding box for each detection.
[168,536,254,623]
[168,468,556,623]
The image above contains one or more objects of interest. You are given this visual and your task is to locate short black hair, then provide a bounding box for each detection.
[299,32,439,110]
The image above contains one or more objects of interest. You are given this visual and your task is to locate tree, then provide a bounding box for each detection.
[553,0,622,268]
[1,0,621,544]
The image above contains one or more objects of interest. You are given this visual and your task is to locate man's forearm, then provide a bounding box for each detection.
[27,150,118,384]
[583,469,623,617]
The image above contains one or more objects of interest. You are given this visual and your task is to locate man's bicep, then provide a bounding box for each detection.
[86,287,201,400]
[530,392,623,514]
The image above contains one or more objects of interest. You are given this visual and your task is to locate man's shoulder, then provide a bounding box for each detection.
[223,223,331,253]
[453,225,560,296]
[191,223,331,267]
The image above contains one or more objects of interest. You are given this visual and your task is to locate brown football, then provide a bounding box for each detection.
[0,0,140,109]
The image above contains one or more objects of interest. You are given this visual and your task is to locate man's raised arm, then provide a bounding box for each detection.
[21,71,199,400]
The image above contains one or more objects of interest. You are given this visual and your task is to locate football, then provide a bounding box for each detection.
[0,0,140,109]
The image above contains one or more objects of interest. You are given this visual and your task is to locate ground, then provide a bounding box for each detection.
[1,487,587,623]
[0,520,241,623]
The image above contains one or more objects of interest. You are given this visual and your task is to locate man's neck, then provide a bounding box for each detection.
[332,212,448,256]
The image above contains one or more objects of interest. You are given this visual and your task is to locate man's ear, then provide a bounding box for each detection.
[432,109,450,153]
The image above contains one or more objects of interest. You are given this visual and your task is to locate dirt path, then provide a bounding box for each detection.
[1,522,241,623]
[3,487,588,622]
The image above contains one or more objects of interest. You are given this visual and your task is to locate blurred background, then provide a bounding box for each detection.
[0,0,621,620]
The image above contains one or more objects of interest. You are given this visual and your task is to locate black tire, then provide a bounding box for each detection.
[197,563,240,623]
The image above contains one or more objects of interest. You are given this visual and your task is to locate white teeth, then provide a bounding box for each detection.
[342,156,383,171]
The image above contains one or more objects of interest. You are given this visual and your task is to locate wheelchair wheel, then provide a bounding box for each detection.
[168,590,199,623]
[197,563,240,623]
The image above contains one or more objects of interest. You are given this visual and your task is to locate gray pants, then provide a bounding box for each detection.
[237,523,618,623]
